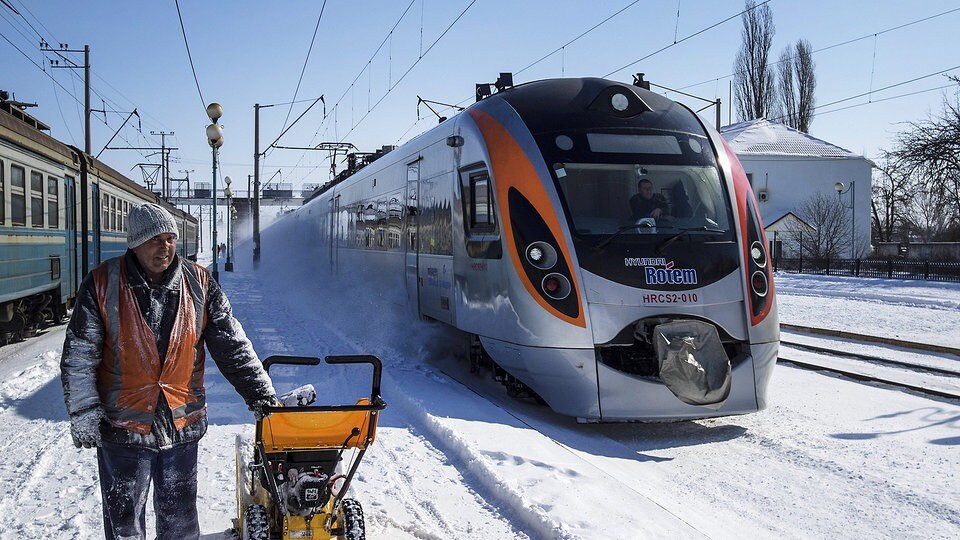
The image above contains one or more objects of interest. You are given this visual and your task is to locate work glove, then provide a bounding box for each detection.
[249,397,280,420]
[70,407,104,449]
[278,384,317,407]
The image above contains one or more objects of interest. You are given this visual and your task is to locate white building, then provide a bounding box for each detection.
[720,118,874,258]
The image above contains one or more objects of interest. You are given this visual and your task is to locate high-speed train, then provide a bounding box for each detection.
[0,98,198,344]
[271,77,778,421]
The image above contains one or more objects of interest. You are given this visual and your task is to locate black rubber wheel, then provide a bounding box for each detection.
[242,504,270,540]
[337,498,365,540]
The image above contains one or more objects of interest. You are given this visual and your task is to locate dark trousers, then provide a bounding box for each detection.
[96,441,200,540]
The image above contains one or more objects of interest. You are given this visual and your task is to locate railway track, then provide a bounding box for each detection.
[779,324,960,400]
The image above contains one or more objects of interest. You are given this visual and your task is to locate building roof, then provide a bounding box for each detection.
[721,118,862,159]
[765,211,815,231]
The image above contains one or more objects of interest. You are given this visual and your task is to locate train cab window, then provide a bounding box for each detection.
[31,171,44,227]
[466,172,496,233]
[47,176,59,229]
[11,164,26,226]
[459,168,502,259]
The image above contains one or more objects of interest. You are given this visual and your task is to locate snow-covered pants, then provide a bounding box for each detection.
[96,441,200,540]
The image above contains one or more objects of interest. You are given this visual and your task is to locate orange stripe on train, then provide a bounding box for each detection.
[469,108,586,328]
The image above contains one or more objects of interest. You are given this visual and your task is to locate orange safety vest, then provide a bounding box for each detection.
[92,257,209,435]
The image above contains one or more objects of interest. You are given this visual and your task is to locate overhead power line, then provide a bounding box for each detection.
[674,6,960,94]
[516,0,641,76]
[766,66,960,124]
[602,0,770,79]
[280,0,327,135]
[174,0,206,113]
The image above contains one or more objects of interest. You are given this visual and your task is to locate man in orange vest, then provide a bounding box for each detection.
[61,202,276,540]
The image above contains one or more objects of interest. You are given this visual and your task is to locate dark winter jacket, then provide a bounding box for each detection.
[61,251,274,450]
[629,192,670,219]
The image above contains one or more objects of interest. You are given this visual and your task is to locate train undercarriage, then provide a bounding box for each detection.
[0,288,69,346]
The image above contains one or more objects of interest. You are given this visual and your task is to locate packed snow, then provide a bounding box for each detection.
[0,251,957,539]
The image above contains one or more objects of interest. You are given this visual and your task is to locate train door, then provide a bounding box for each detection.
[91,183,101,265]
[404,160,421,316]
[329,195,339,272]
[64,175,78,297]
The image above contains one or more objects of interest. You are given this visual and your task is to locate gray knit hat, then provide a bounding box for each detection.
[127,203,178,249]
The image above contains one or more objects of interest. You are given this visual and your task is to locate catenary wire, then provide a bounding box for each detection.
[174,0,206,114]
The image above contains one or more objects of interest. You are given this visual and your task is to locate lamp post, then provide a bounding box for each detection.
[834,181,856,259]
[224,176,233,272]
[206,103,224,281]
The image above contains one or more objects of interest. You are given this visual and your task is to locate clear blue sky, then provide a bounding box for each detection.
[4,0,959,195]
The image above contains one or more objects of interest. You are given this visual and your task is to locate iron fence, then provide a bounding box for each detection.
[773,256,960,283]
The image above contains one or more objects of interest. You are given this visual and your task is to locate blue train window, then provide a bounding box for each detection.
[10,165,25,226]
[47,176,58,229]
[31,171,44,227]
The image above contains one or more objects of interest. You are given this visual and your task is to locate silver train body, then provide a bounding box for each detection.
[268,78,779,421]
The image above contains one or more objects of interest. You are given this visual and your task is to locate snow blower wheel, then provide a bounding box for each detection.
[335,498,365,540]
[242,504,270,540]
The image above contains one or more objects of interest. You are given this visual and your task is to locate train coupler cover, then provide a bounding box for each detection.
[654,320,731,408]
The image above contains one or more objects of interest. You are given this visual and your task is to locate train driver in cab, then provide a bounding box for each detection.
[630,177,670,220]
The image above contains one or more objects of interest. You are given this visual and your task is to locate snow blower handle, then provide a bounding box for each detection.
[325,355,383,403]
[262,355,321,373]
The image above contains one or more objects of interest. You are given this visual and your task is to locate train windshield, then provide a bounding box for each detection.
[548,132,733,242]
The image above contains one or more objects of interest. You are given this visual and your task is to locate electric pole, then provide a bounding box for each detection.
[151,130,174,198]
[42,41,92,274]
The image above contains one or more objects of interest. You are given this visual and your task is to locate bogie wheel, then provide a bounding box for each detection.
[336,499,365,540]
[242,504,270,540]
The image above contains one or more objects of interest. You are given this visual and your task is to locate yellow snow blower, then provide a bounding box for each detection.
[235,355,386,540]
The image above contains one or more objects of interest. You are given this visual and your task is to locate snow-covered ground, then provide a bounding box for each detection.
[1,257,958,539]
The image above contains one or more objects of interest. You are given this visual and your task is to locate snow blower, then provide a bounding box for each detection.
[235,355,386,540]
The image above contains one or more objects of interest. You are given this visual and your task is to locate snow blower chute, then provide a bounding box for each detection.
[235,354,386,540]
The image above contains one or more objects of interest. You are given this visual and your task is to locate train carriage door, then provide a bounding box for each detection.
[64,176,78,297]
[329,194,339,272]
[91,183,101,266]
[405,160,421,316]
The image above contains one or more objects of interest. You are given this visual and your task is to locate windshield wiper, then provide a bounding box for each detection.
[594,221,670,251]
[655,226,726,253]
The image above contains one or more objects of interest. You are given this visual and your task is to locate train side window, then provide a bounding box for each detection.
[31,171,44,227]
[47,176,59,229]
[102,193,110,231]
[110,196,117,231]
[122,200,128,231]
[11,164,25,226]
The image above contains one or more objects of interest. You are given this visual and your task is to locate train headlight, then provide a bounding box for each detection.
[611,93,629,112]
[750,241,767,268]
[525,241,557,270]
[541,273,571,300]
[750,270,768,297]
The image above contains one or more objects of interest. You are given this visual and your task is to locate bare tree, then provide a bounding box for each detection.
[903,183,954,242]
[776,39,816,132]
[885,79,960,238]
[871,157,913,243]
[791,193,849,259]
[888,81,960,207]
[734,1,776,121]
